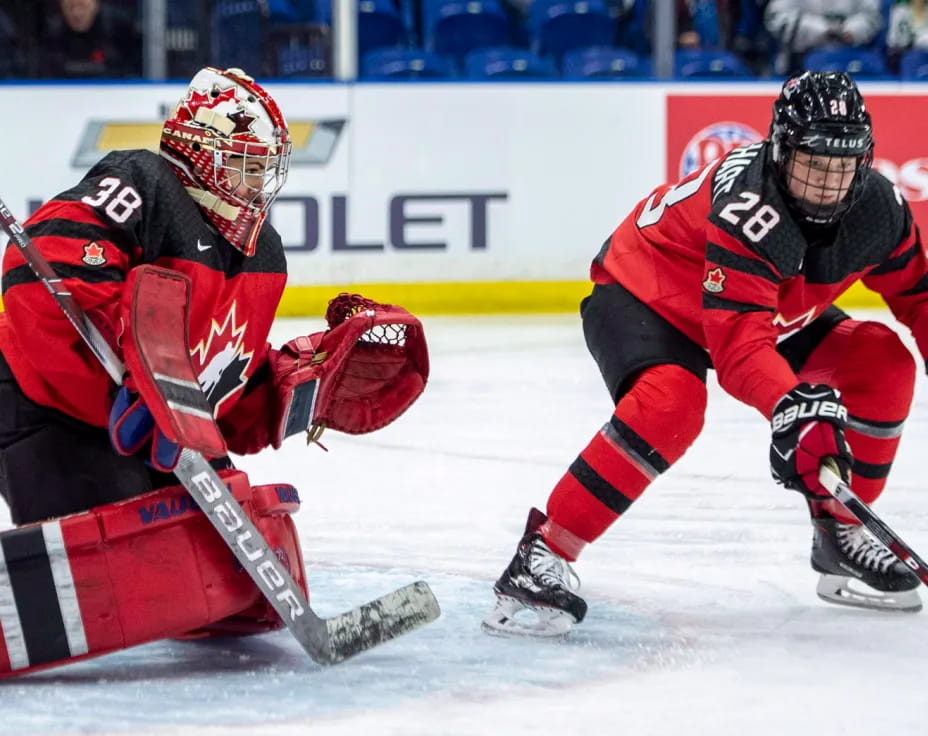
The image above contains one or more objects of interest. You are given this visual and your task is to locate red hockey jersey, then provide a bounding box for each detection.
[0,150,287,432]
[593,142,928,417]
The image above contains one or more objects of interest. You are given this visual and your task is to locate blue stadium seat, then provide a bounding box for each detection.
[529,0,615,60]
[803,47,891,78]
[561,46,646,78]
[464,47,556,78]
[900,49,928,79]
[317,0,408,58]
[422,0,511,61]
[212,0,266,75]
[674,48,751,78]
[287,0,317,22]
[361,47,453,77]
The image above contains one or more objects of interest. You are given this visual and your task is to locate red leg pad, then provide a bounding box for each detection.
[545,365,707,557]
[0,470,306,678]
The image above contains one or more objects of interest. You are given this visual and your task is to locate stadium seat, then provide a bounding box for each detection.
[317,0,408,58]
[674,48,751,78]
[561,45,646,78]
[287,0,317,22]
[464,47,556,78]
[529,0,615,60]
[361,47,453,77]
[803,47,891,78]
[900,49,928,79]
[212,0,266,75]
[422,0,511,61]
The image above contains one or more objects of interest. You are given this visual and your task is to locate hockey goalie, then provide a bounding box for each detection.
[0,68,429,676]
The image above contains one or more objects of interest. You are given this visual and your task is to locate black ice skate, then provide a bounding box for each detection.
[482,508,588,638]
[811,514,922,612]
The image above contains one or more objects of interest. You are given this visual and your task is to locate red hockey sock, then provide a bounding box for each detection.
[544,365,707,560]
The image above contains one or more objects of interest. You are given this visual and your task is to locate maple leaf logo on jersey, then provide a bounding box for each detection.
[190,302,254,414]
[703,267,726,293]
[81,241,106,266]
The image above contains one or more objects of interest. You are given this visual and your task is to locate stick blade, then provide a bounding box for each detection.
[319,581,441,665]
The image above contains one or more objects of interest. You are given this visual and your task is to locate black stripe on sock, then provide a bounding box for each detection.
[569,456,633,515]
[852,459,892,481]
[1,526,70,666]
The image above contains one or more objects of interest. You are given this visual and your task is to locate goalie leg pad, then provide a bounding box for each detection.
[0,470,306,678]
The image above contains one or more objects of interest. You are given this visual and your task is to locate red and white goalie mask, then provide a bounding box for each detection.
[160,67,291,256]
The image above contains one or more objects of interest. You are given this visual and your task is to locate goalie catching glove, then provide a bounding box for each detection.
[769,383,852,498]
[222,293,429,454]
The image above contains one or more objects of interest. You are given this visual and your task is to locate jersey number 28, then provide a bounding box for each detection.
[718,192,780,243]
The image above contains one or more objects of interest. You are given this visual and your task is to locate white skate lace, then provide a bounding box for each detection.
[837,523,898,574]
[528,538,580,591]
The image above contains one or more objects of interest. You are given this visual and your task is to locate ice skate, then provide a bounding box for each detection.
[482,508,587,638]
[811,514,922,612]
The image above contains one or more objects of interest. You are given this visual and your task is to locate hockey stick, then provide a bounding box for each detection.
[819,458,928,587]
[0,198,440,665]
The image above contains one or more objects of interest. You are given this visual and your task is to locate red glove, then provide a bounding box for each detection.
[220,294,429,455]
[769,383,852,497]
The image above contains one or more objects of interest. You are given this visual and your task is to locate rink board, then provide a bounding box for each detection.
[0,80,924,314]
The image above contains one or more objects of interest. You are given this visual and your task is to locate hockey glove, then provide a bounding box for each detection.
[109,384,181,472]
[267,293,429,447]
[769,383,852,498]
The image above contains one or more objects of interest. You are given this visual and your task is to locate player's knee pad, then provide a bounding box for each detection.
[0,469,306,678]
[619,364,707,463]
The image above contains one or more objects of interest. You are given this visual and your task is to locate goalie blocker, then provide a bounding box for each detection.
[0,470,306,678]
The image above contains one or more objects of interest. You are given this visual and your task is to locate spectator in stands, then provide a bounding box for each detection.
[887,0,928,62]
[0,6,25,78]
[765,0,882,75]
[666,0,772,75]
[37,0,142,78]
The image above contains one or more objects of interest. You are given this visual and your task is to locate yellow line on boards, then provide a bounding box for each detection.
[0,279,888,317]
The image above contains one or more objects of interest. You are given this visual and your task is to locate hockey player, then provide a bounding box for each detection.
[0,67,429,674]
[484,71,927,638]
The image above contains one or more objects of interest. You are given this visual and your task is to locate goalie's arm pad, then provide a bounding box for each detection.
[217,294,429,454]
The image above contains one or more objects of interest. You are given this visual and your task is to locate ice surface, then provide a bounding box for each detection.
[1,312,926,736]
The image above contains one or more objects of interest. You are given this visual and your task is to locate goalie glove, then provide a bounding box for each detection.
[268,293,429,448]
[769,383,852,498]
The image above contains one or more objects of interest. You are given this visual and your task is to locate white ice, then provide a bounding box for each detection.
[1,310,926,736]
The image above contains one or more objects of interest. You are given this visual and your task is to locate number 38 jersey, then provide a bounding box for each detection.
[0,149,287,430]
[592,141,928,417]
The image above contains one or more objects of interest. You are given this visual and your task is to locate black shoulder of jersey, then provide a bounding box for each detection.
[800,171,912,285]
[842,172,910,266]
[707,142,805,278]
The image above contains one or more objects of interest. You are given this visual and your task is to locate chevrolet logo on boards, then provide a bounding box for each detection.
[72,119,346,168]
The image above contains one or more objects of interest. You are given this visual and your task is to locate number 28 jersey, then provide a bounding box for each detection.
[592,141,928,417]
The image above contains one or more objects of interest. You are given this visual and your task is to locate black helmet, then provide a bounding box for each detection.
[769,71,873,226]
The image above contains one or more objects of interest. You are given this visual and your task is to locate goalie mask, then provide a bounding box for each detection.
[161,67,291,256]
[769,71,873,227]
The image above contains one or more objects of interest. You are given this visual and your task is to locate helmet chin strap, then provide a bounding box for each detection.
[184,187,241,220]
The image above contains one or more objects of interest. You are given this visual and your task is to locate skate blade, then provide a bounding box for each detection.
[481,595,575,639]
[816,574,923,613]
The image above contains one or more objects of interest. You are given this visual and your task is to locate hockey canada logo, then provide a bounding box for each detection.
[703,267,726,293]
[81,241,106,266]
[190,302,254,413]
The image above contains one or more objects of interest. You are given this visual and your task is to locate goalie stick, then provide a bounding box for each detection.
[819,458,928,587]
[0,198,440,666]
